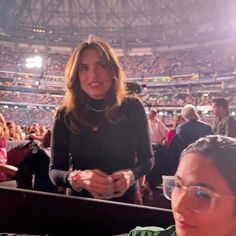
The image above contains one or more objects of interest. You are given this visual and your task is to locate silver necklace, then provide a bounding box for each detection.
[88,105,106,113]
[91,120,104,132]
[92,126,100,132]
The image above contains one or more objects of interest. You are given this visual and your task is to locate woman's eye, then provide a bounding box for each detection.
[79,65,88,71]
[97,63,106,69]
[196,189,211,200]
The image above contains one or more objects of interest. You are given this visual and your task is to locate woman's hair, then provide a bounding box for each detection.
[172,114,184,129]
[180,135,236,196]
[6,121,18,140]
[60,35,126,132]
[0,113,9,139]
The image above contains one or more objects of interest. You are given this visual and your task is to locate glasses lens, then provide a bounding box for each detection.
[163,176,215,213]
[163,176,175,200]
[189,186,213,213]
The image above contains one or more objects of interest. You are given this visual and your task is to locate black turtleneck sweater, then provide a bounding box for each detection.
[49,96,154,202]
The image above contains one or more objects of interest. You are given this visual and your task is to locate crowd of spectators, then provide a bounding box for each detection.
[1,86,228,109]
[0,91,62,106]
[1,42,236,78]
[1,42,236,127]
[0,103,222,129]
[1,79,235,127]
[1,107,55,127]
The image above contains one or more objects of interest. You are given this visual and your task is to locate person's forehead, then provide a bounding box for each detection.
[177,153,232,194]
[80,48,104,62]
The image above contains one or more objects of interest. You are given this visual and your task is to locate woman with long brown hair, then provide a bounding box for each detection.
[49,35,154,204]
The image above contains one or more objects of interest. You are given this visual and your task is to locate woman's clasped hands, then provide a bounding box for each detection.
[68,169,135,200]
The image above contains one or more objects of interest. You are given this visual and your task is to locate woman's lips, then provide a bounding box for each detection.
[89,81,102,88]
[175,219,196,228]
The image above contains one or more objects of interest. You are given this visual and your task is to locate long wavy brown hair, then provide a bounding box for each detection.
[60,35,126,133]
[0,113,9,140]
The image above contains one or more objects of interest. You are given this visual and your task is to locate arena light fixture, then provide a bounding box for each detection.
[25,56,43,68]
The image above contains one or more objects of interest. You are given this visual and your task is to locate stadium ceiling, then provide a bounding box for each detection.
[0,0,235,51]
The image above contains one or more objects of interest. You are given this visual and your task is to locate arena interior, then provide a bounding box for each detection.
[0,0,236,129]
[1,0,236,234]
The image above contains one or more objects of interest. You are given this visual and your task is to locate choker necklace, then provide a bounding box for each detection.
[88,105,106,113]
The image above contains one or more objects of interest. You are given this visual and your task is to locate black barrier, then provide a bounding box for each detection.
[0,186,174,235]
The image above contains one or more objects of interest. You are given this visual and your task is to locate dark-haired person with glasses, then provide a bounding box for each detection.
[127,135,236,235]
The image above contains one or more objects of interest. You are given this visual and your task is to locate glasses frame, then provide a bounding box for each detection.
[162,175,236,213]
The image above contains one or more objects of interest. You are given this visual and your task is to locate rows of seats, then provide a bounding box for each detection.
[1,43,236,77]
[1,140,172,210]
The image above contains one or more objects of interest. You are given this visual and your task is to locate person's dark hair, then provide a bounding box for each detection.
[180,135,236,197]
[213,98,229,111]
[60,35,126,133]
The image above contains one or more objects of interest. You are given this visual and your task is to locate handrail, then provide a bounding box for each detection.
[0,163,18,176]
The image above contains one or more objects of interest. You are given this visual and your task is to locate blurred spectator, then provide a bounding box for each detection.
[176,104,212,144]
[6,121,21,141]
[41,129,51,148]
[148,108,169,146]
[166,114,185,146]
[212,98,236,138]
[16,125,26,140]
[0,113,9,181]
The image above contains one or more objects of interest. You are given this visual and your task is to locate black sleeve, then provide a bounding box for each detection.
[124,97,155,180]
[49,110,71,187]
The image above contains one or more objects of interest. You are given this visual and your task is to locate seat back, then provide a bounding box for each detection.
[7,141,38,167]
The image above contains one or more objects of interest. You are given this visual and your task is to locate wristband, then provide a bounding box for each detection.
[127,169,135,187]
[68,170,83,192]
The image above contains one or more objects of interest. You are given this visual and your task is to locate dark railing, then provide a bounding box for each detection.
[0,186,174,235]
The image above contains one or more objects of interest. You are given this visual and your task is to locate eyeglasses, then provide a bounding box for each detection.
[162,175,235,213]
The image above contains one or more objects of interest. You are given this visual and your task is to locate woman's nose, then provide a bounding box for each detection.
[87,67,97,79]
[172,189,191,214]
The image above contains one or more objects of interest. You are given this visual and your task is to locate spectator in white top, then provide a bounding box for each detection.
[148,108,169,146]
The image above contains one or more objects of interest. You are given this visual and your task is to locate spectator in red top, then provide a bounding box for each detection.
[166,114,185,146]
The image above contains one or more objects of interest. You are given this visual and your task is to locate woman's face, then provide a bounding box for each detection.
[7,123,15,134]
[173,153,236,236]
[78,48,113,100]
